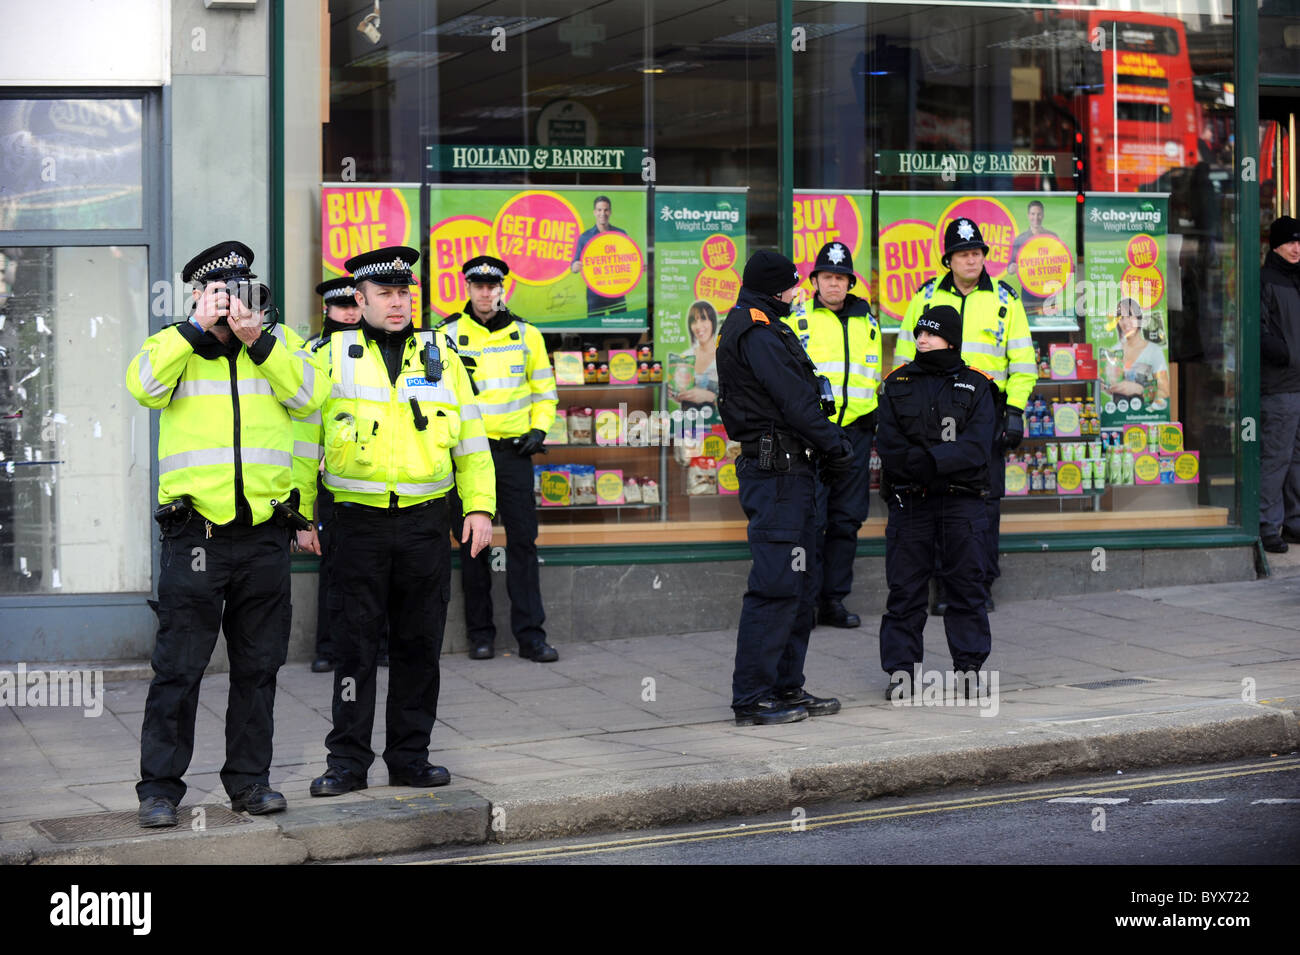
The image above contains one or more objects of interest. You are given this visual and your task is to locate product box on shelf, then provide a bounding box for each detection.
[1157,422,1185,453]
[1004,459,1030,496]
[553,352,585,386]
[567,406,593,444]
[1133,451,1162,485]
[596,469,625,505]
[717,459,739,495]
[608,349,639,385]
[540,467,572,505]
[571,465,597,504]
[687,456,718,495]
[1056,460,1084,494]
[594,408,622,446]
[545,411,568,445]
[1164,449,1199,484]
[1053,401,1082,437]
[1122,424,1149,453]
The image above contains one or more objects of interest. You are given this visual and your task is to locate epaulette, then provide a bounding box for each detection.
[442,333,459,353]
[310,336,330,353]
[748,307,770,325]
[997,280,1018,301]
[973,367,995,382]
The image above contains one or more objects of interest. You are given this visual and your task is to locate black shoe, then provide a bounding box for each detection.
[1263,535,1289,554]
[309,768,367,797]
[818,600,861,629]
[311,658,335,673]
[230,783,287,815]
[1283,527,1300,545]
[733,700,809,726]
[778,687,842,717]
[520,641,558,662]
[137,796,178,829]
[954,669,984,700]
[469,643,495,660]
[388,762,451,788]
[884,670,914,701]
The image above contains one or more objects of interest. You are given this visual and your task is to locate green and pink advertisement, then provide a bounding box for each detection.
[321,184,647,330]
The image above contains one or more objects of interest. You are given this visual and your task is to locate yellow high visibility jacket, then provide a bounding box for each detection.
[126,321,329,525]
[894,270,1036,411]
[781,292,882,427]
[437,309,557,439]
[298,325,495,517]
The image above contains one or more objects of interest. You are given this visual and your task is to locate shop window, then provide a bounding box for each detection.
[0,246,152,594]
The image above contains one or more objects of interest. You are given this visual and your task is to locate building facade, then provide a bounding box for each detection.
[1,0,1297,660]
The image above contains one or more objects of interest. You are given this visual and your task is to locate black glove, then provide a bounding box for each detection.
[904,447,936,484]
[1002,407,1024,451]
[821,439,856,479]
[515,428,547,457]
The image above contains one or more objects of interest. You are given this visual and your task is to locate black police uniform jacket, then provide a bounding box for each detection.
[716,286,847,455]
[876,353,997,497]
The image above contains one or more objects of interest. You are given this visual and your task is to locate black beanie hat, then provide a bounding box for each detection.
[914,304,963,350]
[1270,216,1300,250]
[742,250,800,297]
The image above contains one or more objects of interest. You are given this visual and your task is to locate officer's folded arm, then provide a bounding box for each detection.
[928,387,997,474]
[740,328,844,456]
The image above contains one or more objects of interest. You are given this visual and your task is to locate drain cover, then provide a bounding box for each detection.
[32,805,252,843]
[1069,678,1156,690]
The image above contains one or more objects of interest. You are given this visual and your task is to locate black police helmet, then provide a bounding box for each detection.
[940,218,989,268]
[809,241,856,289]
[183,240,256,286]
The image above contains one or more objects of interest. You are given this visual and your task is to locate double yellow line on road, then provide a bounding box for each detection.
[410,756,1300,864]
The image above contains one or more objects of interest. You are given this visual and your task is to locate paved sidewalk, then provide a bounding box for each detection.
[2,576,1298,863]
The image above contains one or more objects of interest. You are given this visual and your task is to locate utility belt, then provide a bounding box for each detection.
[153,491,309,538]
[336,497,446,515]
[885,481,988,503]
[740,429,814,472]
[847,410,877,433]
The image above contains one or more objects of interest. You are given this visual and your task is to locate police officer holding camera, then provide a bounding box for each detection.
[126,240,329,827]
[876,305,995,697]
[718,250,855,726]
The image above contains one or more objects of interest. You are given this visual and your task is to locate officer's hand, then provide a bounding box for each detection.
[295,527,321,555]
[1002,407,1025,450]
[228,297,263,347]
[192,282,229,330]
[905,447,937,483]
[462,511,493,558]
[821,439,856,480]
[515,428,547,457]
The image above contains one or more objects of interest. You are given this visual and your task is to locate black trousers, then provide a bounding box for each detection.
[314,485,389,662]
[732,455,820,708]
[815,421,874,605]
[880,494,991,674]
[138,519,291,803]
[325,500,451,777]
[451,442,546,650]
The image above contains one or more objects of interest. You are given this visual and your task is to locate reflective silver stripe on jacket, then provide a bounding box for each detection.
[530,367,554,381]
[302,410,322,425]
[453,435,490,457]
[845,386,877,401]
[337,329,362,398]
[531,388,557,404]
[159,446,290,473]
[294,441,322,459]
[1007,336,1034,350]
[396,475,453,496]
[962,342,1005,357]
[1008,362,1038,376]
[284,361,318,410]
[137,353,170,398]
[474,377,525,392]
[459,401,482,421]
[324,471,387,493]
[171,378,275,400]
[478,395,532,415]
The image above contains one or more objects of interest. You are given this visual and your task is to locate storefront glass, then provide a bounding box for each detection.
[316,0,1246,543]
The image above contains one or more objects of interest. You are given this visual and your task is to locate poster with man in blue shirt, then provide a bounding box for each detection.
[570,194,628,317]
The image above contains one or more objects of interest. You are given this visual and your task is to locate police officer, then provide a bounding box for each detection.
[126,240,329,827]
[783,241,882,629]
[304,246,496,796]
[301,277,361,673]
[894,218,1035,608]
[876,305,996,697]
[718,250,855,726]
[440,255,559,662]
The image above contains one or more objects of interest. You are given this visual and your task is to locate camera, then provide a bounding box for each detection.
[191,280,273,324]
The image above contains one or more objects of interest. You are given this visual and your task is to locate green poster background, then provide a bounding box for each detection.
[653,189,747,413]
[877,192,1079,329]
[427,186,647,331]
[1083,195,1171,427]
